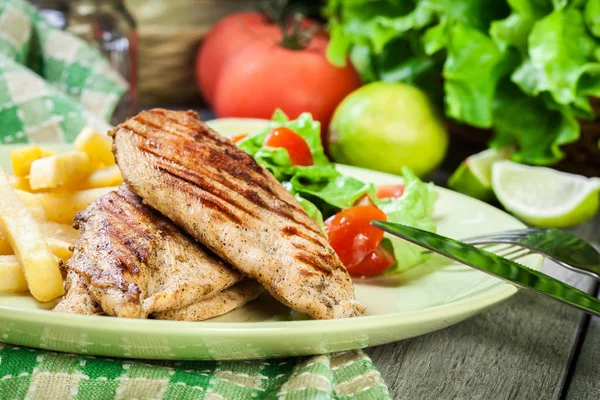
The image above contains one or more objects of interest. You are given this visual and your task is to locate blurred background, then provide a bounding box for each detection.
[27,0,600,227]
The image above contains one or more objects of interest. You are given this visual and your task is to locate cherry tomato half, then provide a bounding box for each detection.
[376,184,405,199]
[348,243,396,277]
[232,133,249,144]
[264,127,314,166]
[324,205,387,269]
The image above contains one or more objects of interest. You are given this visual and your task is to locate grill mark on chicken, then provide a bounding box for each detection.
[282,226,323,247]
[113,109,365,319]
[133,128,320,234]
[136,140,263,220]
[130,113,320,234]
[151,153,260,221]
[159,166,243,225]
[293,252,335,273]
[126,113,326,245]
[61,185,244,319]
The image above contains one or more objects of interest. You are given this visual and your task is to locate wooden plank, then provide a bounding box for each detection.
[562,213,600,400]
[368,215,599,399]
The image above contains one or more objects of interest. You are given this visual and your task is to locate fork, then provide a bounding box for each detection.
[460,228,600,280]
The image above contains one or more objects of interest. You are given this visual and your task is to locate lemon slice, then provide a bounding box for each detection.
[448,148,512,201]
[491,161,600,228]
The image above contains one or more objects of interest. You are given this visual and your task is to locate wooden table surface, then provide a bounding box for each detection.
[365,146,600,400]
[367,212,599,400]
[182,108,600,399]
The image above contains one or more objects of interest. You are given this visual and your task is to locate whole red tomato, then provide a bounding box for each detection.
[201,13,360,141]
[196,12,279,106]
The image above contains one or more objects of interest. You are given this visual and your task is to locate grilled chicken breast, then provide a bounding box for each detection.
[62,185,243,318]
[112,109,364,319]
[153,280,262,321]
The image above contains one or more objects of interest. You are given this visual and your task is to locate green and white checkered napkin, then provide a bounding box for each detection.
[0,0,126,144]
[0,345,390,399]
[0,1,391,399]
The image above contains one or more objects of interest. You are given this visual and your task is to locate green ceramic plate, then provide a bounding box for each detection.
[0,143,542,360]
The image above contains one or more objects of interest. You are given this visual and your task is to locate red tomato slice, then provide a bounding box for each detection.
[264,127,314,166]
[347,243,396,277]
[232,133,249,144]
[376,184,405,199]
[324,205,387,269]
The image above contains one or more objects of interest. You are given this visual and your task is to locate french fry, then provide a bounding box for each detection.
[14,189,46,220]
[0,170,64,301]
[0,230,76,261]
[47,238,73,261]
[80,164,123,189]
[29,151,93,190]
[1,220,78,249]
[0,231,12,255]
[36,186,118,224]
[10,146,56,177]
[9,175,32,192]
[38,221,80,244]
[0,255,28,292]
[1,223,78,259]
[74,126,115,166]
[0,202,76,256]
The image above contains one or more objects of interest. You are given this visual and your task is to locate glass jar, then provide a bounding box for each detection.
[32,0,137,124]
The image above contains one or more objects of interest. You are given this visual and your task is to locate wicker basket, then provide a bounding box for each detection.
[125,0,263,105]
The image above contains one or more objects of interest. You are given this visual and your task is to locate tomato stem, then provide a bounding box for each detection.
[280,13,318,50]
[260,0,319,50]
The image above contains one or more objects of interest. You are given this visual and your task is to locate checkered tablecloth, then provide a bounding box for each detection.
[0,0,126,145]
[0,345,390,399]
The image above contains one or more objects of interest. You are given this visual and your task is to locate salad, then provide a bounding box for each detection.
[235,110,437,277]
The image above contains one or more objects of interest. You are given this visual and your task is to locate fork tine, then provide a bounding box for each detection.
[495,246,523,259]
[465,238,522,245]
[463,228,547,243]
[464,233,529,242]
[505,249,534,262]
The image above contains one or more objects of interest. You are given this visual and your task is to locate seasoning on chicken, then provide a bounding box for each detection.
[112,109,365,319]
[53,270,102,315]
[153,279,262,321]
[57,185,243,318]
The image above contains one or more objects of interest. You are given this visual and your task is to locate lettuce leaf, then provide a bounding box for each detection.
[491,81,579,164]
[237,111,329,178]
[326,0,600,166]
[489,0,553,55]
[374,168,437,273]
[586,0,600,37]
[512,7,596,105]
[239,110,375,216]
[239,111,437,274]
[443,22,513,127]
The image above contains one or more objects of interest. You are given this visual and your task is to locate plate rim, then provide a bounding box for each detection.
[0,143,540,357]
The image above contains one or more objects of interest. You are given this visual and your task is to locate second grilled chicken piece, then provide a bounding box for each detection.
[64,185,243,318]
[153,280,263,321]
[53,270,102,315]
[54,269,262,322]
[112,109,365,319]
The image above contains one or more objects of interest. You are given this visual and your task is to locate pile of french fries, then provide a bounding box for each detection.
[0,127,121,302]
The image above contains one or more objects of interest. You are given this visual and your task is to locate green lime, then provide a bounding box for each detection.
[328,82,448,177]
[448,148,512,202]
[492,161,600,228]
